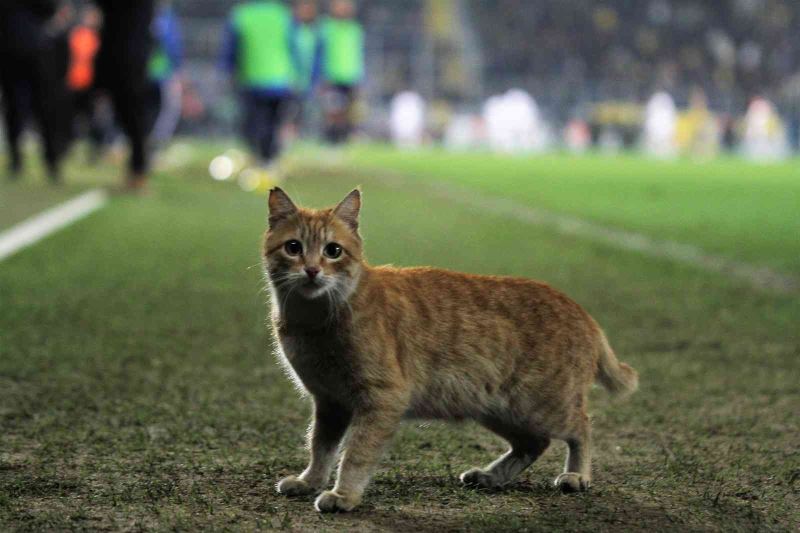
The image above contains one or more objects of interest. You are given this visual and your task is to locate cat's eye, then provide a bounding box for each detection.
[323,242,343,259]
[284,240,303,256]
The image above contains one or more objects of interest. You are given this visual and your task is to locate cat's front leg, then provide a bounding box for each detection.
[277,398,352,496]
[314,405,403,512]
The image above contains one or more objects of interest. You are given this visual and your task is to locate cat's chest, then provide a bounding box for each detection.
[276,324,360,400]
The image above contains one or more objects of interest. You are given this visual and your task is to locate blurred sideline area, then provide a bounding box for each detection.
[2,0,800,186]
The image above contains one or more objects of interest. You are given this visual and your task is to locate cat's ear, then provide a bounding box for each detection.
[333,188,361,231]
[268,187,298,228]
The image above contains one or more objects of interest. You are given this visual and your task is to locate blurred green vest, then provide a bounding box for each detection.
[321,17,363,85]
[233,1,294,88]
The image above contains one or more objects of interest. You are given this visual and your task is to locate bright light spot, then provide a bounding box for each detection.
[238,169,261,192]
[209,155,234,181]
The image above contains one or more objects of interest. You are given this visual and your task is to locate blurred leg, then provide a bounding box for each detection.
[241,93,262,157]
[31,80,64,181]
[112,77,150,177]
[338,85,355,143]
[32,32,72,182]
[0,70,26,177]
[95,0,155,184]
[261,96,288,163]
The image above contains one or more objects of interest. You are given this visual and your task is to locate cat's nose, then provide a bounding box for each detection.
[304,267,320,280]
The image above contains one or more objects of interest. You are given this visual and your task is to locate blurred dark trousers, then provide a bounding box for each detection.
[95,0,155,175]
[242,93,289,164]
[0,43,71,177]
[323,84,356,144]
[0,3,71,178]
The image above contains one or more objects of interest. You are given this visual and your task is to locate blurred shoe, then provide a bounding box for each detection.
[256,164,284,193]
[123,173,150,195]
[235,163,284,194]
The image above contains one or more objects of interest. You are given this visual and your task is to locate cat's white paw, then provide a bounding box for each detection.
[459,467,501,489]
[314,490,360,513]
[276,475,316,496]
[554,472,589,493]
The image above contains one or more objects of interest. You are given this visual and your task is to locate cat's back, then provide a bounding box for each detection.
[366,265,589,318]
[355,264,599,349]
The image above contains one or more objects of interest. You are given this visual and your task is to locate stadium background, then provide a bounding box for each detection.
[165,0,800,150]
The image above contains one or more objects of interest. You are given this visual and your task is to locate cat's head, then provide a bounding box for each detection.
[263,188,364,301]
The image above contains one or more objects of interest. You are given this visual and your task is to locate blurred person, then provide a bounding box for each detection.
[427,99,453,143]
[67,5,106,162]
[483,91,546,154]
[94,0,156,191]
[0,0,73,182]
[503,89,546,153]
[147,1,184,146]
[720,114,738,152]
[564,119,591,153]
[293,0,322,97]
[742,97,788,161]
[389,91,425,148]
[289,0,322,137]
[643,92,677,159]
[221,0,298,171]
[676,88,720,160]
[319,0,364,144]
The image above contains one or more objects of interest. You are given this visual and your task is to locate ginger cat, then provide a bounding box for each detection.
[263,188,638,513]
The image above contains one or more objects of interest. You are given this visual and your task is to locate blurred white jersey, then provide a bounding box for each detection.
[643,92,677,158]
[742,98,788,161]
[483,90,546,153]
[389,91,426,148]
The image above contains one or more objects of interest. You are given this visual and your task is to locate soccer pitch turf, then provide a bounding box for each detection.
[1,143,798,531]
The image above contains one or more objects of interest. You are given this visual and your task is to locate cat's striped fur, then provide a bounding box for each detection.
[263,188,638,512]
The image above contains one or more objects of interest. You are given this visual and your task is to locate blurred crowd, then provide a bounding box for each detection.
[470,0,800,114]
[385,0,800,160]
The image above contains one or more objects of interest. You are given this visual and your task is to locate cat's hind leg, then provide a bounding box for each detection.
[460,420,550,489]
[554,413,591,493]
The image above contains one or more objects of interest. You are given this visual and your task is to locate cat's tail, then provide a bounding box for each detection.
[595,329,639,398]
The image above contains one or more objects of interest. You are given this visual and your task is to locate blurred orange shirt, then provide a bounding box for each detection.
[67,26,100,91]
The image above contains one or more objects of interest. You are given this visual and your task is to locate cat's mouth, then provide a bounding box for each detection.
[297,278,329,298]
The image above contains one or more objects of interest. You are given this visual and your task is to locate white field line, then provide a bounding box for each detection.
[0,189,109,262]
[309,161,799,295]
[421,181,799,294]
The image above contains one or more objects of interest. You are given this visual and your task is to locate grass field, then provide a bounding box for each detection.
[1,143,798,531]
